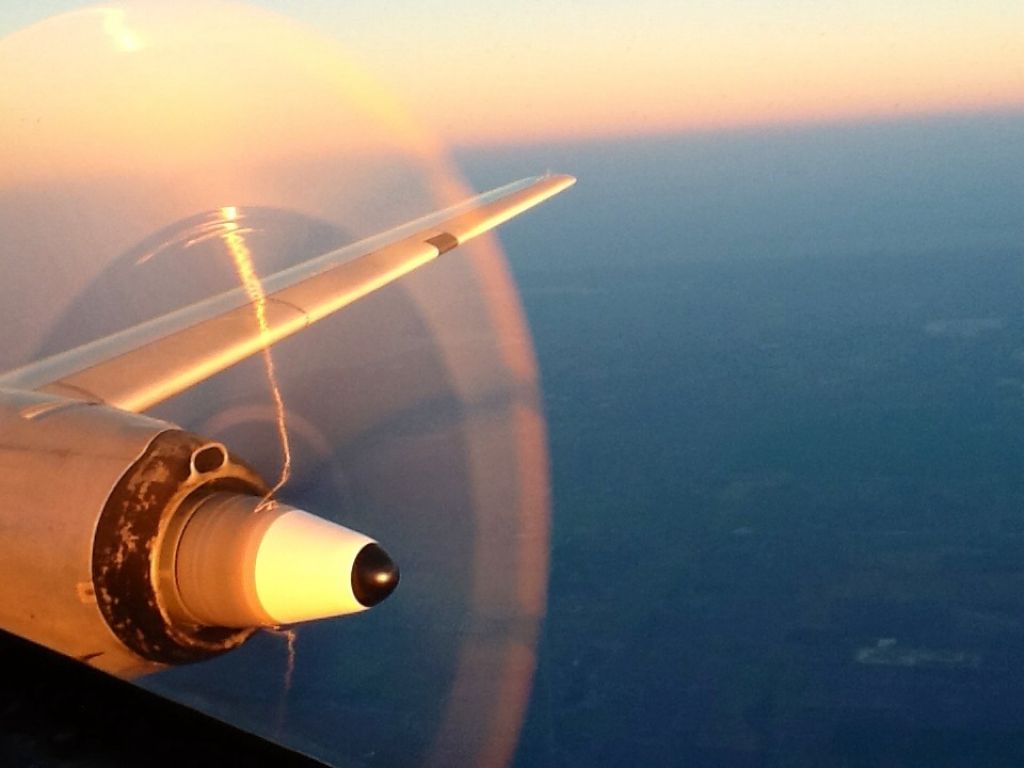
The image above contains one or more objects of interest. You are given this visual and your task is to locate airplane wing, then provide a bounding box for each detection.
[0,174,575,413]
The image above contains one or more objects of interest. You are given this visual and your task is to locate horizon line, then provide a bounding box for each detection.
[450,102,1024,151]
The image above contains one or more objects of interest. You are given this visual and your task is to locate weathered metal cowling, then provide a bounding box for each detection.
[0,390,265,677]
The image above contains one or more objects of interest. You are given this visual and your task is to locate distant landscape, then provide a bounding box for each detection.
[458,111,1024,766]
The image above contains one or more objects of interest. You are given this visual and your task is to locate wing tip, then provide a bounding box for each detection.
[522,172,575,203]
[542,172,577,190]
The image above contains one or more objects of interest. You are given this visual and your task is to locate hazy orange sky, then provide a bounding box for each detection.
[2,1,1023,145]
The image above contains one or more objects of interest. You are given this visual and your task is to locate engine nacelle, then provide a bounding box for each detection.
[0,389,398,678]
[0,389,262,675]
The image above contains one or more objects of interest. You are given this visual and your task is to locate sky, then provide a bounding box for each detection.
[1,1,1022,144]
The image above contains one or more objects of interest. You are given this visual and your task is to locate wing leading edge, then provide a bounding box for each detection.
[0,174,575,413]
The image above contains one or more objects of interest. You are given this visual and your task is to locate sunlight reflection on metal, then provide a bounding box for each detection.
[218,205,292,504]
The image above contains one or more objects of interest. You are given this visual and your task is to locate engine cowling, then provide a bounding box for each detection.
[0,389,397,678]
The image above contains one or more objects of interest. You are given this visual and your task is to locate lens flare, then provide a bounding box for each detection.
[0,3,552,765]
